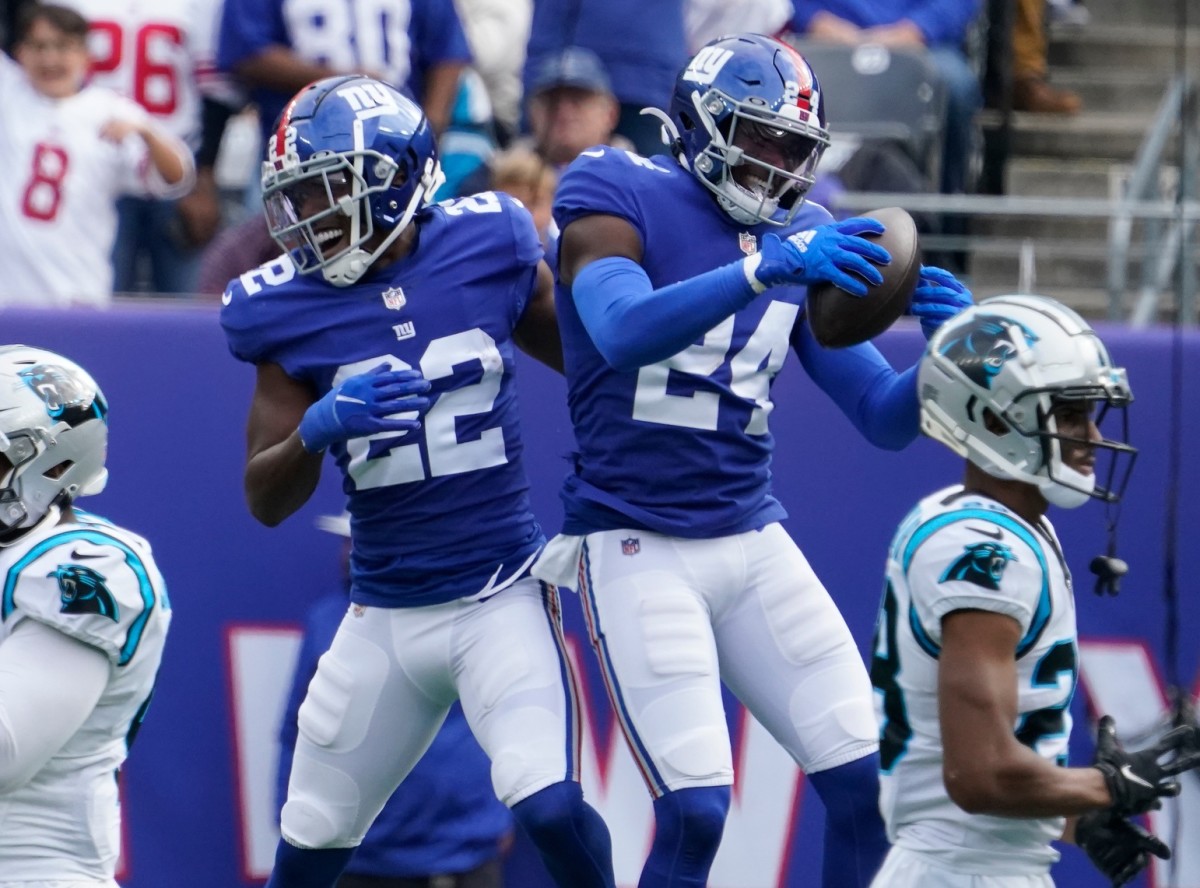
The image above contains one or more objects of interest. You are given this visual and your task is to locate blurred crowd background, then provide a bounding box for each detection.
[0,0,1195,324]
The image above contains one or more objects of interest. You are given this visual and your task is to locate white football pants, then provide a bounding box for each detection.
[279,577,581,849]
[871,846,1055,888]
[573,523,878,796]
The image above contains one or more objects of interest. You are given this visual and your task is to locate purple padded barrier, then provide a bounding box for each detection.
[0,305,1194,888]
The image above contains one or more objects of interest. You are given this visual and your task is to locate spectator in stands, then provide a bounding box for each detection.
[196,210,276,299]
[433,68,500,200]
[787,0,983,197]
[489,147,557,248]
[523,0,687,157]
[275,513,513,888]
[0,4,193,307]
[1012,0,1082,113]
[685,0,793,52]
[63,0,237,296]
[454,0,532,145]
[526,48,624,167]
[456,47,629,197]
[218,0,470,149]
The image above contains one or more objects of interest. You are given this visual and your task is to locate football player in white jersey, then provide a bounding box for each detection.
[870,295,1200,887]
[0,345,172,887]
[0,4,193,307]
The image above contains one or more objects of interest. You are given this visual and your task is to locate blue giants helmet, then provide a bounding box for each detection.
[262,75,445,286]
[667,34,829,226]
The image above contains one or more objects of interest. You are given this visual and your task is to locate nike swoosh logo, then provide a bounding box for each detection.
[221,290,233,306]
[335,395,366,404]
[580,148,606,158]
[968,525,1003,540]
[71,549,107,560]
[1120,764,1154,788]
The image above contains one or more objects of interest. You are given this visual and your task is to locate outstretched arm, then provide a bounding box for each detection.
[792,321,920,450]
[560,213,888,373]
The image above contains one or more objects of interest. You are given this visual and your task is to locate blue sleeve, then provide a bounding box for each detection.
[792,320,920,450]
[275,595,346,813]
[906,0,981,46]
[409,0,472,89]
[217,0,288,70]
[573,257,757,373]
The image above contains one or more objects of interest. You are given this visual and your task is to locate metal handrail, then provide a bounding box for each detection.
[833,191,1200,220]
[1108,74,1198,323]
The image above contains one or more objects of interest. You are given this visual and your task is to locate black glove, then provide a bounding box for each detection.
[1092,715,1200,816]
[1075,809,1170,887]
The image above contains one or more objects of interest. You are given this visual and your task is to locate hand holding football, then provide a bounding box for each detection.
[806,207,922,348]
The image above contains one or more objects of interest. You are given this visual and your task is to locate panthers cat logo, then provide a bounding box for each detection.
[939,315,1038,389]
[940,541,1016,591]
[51,564,119,621]
[18,363,106,427]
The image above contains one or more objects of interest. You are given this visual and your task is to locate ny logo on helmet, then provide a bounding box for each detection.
[939,315,1039,389]
[684,46,733,85]
[338,81,400,114]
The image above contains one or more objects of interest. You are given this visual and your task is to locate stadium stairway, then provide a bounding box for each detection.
[969,0,1199,320]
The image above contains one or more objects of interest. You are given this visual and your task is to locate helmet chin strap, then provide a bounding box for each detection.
[321,159,445,287]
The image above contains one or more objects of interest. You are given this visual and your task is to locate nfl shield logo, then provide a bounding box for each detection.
[381,286,406,310]
[738,232,758,255]
[621,537,640,556]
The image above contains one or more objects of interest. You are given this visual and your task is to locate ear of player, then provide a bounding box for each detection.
[1091,714,1200,817]
[299,364,432,454]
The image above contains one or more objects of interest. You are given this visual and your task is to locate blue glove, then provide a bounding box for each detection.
[751,216,890,297]
[910,266,973,339]
[299,363,432,453]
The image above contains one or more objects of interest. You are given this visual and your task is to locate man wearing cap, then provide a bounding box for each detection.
[523,0,686,156]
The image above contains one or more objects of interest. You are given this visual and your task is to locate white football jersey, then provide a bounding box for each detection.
[873,485,1077,873]
[0,511,171,881]
[0,54,188,305]
[63,0,225,147]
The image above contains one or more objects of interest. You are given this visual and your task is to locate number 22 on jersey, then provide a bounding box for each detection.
[335,334,507,491]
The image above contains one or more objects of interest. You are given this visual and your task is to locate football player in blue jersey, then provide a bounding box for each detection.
[871,295,1200,887]
[220,76,614,888]
[530,33,972,888]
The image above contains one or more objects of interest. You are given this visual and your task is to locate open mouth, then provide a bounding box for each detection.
[313,227,347,248]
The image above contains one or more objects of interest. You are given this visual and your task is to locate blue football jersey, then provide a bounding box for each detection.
[552,147,837,537]
[221,193,545,607]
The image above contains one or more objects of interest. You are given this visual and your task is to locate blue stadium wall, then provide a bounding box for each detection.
[3,305,1197,888]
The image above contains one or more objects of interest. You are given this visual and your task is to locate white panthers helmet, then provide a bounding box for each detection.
[918,295,1135,509]
[0,346,109,539]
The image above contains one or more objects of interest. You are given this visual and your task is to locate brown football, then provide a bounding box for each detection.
[805,207,922,348]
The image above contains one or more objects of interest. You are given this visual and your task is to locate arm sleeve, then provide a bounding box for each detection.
[572,256,758,373]
[792,320,920,450]
[0,620,110,793]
